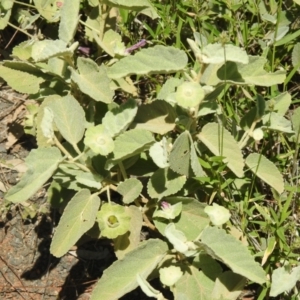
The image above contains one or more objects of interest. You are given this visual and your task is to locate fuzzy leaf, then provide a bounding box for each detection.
[47,94,86,147]
[147,168,186,200]
[133,100,176,134]
[149,138,169,168]
[218,56,286,86]
[270,265,300,297]
[211,271,247,300]
[292,43,300,73]
[117,178,143,204]
[0,0,13,29]
[0,65,44,94]
[5,148,63,203]
[90,239,168,300]
[32,39,78,62]
[200,227,266,284]
[204,203,231,226]
[59,0,80,44]
[266,92,291,116]
[291,107,300,143]
[107,46,188,79]
[50,189,100,257]
[169,131,191,177]
[111,129,155,161]
[201,43,249,64]
[102,99,138,137]
[33,0,59,22]
[70,57,113,103]
[262,112,293,133]
[245,153,284,194]
[36,95,62,148]
[113,206,143,259]
[154,197,209,240]
[174,265,215,300]
[197,123,244,178]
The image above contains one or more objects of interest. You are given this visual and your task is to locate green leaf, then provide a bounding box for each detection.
[201,43,249,64]
[262,112,293,133]
[94,29,125,57]
[117,178,143,204]
[291,106,300,143]
[204,203,231,226]
[5,148,63,203]
[133,100,176,134]
[175,82,205,108]
[111,129,155,161]
[113,206,143,259]
[270,265,300,297]
[31,39,78,62]
[157,78,183,100]
[76,172,102,189]
[154,197,209,240]
[200,227,266,284]
[0,65,44,94]
[90,239,168,300]
[33,0,59,22]
[36,95,62,148]
[12,41,33,60]
[147,168,186,200]
[174,265,215,300]
[70,57,113,103]
[211,271,247,300]
[84,124,114,156]
[245,153,284,194]
[266,92,291,116]
[50,189,100,257]
[169,131,192,177]
[159,266,183,286]
[149,138,169,168]
[0,0,13,29]
[292,43,300,72]
[58,0,80,44]
[197,123,244,178]
[107,46,188,79]
[97,203,131,239]
[102,99,138,137]
[47,94,86,147]
[218,56,286,86]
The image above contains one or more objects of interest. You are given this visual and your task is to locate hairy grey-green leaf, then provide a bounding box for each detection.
[169,131,191,177]
[292,43,300,73]
[217,56,286,86]
[154,197,209,240]
[200,227,266,284]
[117,178,143,204]
[70,57,113,103]
[102,99,138,137]
[112,129,155,161]
[270,265,300,297]
[197,123,244,178]
[0,65,44,94]
[91,239,168,300]
[33,0,59,22]
[133,100,176,134]
[107,46,188,79]
[5,148,63,203]
[32,39,78,62]
[50,189,100,257]
[59,0,80,44]
[147,168,186,200]
[245,153,284,194]
[47,94,86,146]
